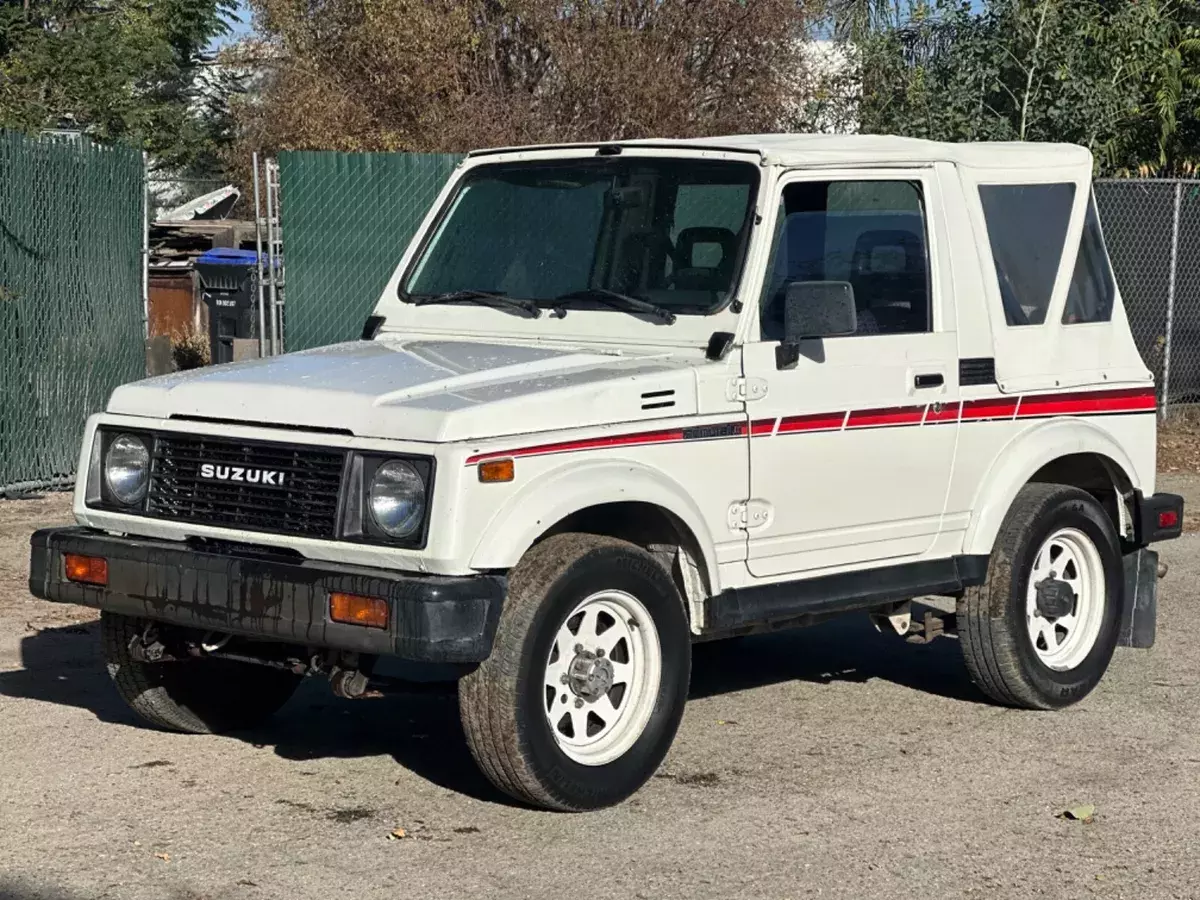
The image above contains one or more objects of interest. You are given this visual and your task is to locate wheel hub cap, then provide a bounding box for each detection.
[568,650,615,702]
[1034,577,1076,619]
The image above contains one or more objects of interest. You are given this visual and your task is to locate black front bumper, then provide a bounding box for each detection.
[29,527,505,663]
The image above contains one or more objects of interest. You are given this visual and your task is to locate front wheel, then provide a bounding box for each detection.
[958,483,1123,710]
[459,533,691,811]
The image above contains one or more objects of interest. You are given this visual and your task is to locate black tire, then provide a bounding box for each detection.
[958,483,1123,710]
[459,533,691,811]
[101,612,302,734]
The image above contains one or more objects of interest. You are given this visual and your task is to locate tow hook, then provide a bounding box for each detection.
[128,625,174,663]
[329,666,382,700]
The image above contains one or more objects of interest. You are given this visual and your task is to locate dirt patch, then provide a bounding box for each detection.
[1158,410,1200,475]
[0,492,94,664]
[656,771,722,788]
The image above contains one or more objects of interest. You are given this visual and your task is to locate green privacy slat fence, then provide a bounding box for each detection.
[277,151,463,351]
[0,132,144,495]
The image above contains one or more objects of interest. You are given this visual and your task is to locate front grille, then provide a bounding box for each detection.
[147,434,345,539]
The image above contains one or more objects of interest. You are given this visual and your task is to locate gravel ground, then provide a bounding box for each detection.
[2,486,1200,900]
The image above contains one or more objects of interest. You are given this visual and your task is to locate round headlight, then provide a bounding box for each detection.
[369,460,425,538]
[104,434,150,505]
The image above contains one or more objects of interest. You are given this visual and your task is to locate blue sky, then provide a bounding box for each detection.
[213,0,253,49]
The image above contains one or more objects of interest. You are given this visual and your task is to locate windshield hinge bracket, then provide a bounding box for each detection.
[728,500,772,531]
[727,377,768,403]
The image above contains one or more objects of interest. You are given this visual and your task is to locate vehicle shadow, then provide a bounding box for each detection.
[690,612,989,705]
[0,613,988,804]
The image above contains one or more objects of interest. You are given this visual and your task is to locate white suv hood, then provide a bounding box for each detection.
[107,339,695,443]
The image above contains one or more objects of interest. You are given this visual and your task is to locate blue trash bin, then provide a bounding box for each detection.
[196,248,263,364]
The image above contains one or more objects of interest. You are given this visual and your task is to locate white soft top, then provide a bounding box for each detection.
[471,133,1093,171]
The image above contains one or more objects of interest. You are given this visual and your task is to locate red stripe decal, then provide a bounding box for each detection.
[464,387,1155,465]
[962,397,1019,420]
[846,406,924,429]
[1017,387,1157,418]
[466,426,688,465]
[924,401,961,423]
[777,412,845,434]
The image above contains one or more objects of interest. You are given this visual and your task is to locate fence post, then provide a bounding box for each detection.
[142,151,149,351]
[1163,180,1183,421]
[253,152,268,358]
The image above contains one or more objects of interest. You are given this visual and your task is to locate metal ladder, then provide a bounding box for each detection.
[252,153,285,357]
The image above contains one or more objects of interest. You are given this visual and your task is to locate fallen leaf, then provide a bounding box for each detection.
[716,719,739,726]
[155,852,171,862]
[387,828,407,841]
[1057,804,1096,823]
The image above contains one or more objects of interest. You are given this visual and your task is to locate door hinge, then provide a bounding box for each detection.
[728,499,773,531]
[726,377,768,402]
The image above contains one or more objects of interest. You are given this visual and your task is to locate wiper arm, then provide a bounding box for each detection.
[554,288,677,324]
[411,289,541,318]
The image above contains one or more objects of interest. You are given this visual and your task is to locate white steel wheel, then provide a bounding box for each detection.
[542,589,662,766]
[1025,527,1107,671]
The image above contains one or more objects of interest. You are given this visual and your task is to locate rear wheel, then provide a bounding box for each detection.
[101,612,302,734]
[958,484,1123,710]
[459,533,691,811]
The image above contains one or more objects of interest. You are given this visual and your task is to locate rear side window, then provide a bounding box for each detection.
[979,183,1076,326]
[1063,197,1116,324]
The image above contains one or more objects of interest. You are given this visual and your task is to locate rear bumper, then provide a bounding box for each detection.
[1134,491,1185,544]
[28,527,505,663]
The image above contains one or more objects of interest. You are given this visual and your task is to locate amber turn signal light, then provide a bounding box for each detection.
[64,554,108,586]
[329,592,390,630]
[478,458,515,483]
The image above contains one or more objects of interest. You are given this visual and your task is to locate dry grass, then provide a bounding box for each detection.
[1158,407,1200,474]
[171,326,211,371]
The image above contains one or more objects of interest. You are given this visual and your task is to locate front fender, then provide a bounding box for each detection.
[468,459,720,591]
[962,418,1144,556]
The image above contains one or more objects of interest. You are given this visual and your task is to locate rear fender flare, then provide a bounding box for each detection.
[962,419,1143,556]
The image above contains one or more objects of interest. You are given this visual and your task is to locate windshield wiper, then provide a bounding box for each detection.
[554,288,677,325]
[411,290,541,318]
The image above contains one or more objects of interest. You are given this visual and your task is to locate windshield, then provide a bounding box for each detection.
[402,157,759,315]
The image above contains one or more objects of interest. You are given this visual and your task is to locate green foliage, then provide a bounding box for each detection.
[859,0,1200,176]
[0,0,239,176]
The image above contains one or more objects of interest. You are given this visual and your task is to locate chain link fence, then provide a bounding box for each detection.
[277,151,462,350]
[1096,179,1200,417]
[0,131,146,495]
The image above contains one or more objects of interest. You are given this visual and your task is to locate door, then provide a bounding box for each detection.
[744,170,959,578]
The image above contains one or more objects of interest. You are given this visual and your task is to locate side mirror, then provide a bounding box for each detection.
[776,281,857,370]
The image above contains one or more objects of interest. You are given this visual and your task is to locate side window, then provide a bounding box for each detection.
[978,183,1076,326]
[759,179,931,340]
[1063,196,1116,324]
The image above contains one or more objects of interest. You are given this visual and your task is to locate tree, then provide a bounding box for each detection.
[858,0,1200,175]
[236,0,821,154]
[0,0,240,176]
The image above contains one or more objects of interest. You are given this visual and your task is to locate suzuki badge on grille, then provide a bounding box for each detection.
[198,463,287,487]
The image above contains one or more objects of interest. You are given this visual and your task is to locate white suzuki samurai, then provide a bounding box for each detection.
[31,135,1183,811]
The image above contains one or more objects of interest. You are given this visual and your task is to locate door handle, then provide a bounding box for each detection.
[914,373,944,389]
